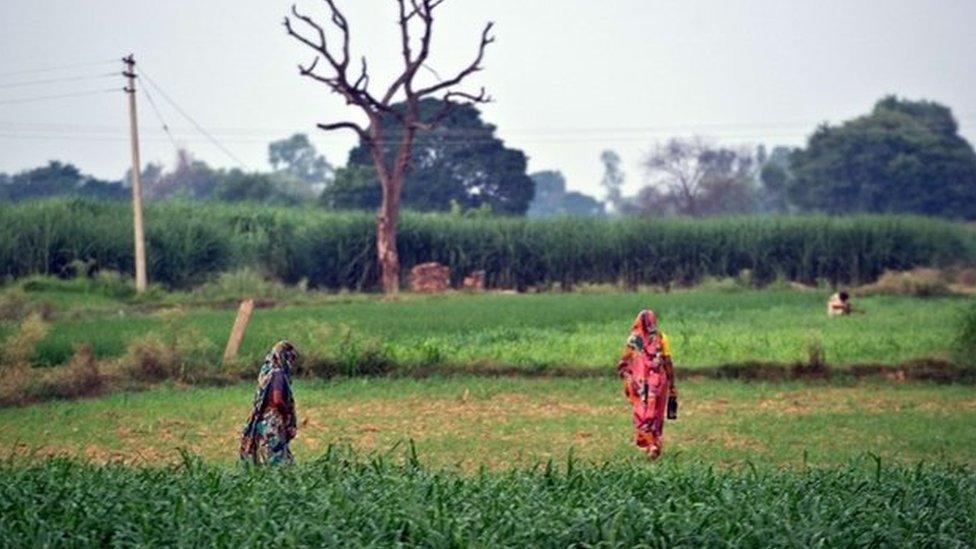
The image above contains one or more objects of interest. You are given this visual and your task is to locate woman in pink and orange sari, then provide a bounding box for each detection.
[616,309,678,459]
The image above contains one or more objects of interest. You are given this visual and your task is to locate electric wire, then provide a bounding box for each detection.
[135,66,248,169]
[139,83,180,153]
[0,59,117,79]
[0,73,118,90]
[0,88,120,106]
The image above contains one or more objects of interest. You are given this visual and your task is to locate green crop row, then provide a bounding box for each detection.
[1,453,973,546]
[2,198,974,290]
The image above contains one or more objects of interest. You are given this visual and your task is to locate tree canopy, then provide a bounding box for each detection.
[0,161,127,202]
[526,171,604,217]
[788,96,976,218]
[344,99,535,215]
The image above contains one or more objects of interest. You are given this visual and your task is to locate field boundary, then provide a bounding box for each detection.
[4,356,973,410]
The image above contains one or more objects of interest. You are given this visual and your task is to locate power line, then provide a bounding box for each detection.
[0,88,120,106]
[0,59,117,79]
[135,66,248,169]
[0,73,117,90]
[139,84,180,153]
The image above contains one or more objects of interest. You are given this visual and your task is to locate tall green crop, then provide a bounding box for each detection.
[1,198,973,290]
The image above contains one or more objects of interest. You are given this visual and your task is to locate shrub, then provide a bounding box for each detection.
[856,268,954,297]
[122,310,216,383]
[1,313,49,370]
[956,300,976,367]
[0,288,30,322]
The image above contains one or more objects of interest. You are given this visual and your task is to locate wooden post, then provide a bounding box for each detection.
[223,299,254,363]
[123,54,147,293]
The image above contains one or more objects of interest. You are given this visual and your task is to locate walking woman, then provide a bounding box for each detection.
[240,340,298,465]
[616,310,678,459]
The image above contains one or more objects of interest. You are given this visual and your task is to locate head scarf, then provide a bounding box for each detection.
[627,309,662,356]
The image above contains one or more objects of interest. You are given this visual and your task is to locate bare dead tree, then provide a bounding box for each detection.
[643,137,710,217]
[642,137,757,217]
[285,0,494,293]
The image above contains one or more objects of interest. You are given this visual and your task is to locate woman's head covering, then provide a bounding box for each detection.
[627,309,661,354]
[261,340,297,382]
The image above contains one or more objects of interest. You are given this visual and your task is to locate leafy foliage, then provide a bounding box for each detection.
[527,171,604,218]
[789,96,976,218]
[0,161,127,202]
[345,98,535,214]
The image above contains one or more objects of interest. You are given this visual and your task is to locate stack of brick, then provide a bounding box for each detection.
[462,270,486,291]
[410,262,451,293]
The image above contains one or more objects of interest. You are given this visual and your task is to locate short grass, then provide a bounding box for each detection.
[3,377,973,469]
[5,286,970,371]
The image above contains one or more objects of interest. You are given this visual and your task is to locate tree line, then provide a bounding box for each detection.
[3,96,975,220]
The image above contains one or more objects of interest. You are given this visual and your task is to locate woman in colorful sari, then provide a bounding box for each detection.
[240,340,298,466]
[616,310,678,459]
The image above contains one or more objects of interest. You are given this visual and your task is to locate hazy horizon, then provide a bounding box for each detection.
[1,0,974,198]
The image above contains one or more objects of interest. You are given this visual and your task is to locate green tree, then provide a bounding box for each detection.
[346,99,535,215]
[0,161,126,202]
[215,171,276,203]
[527,170,603,217]
[599,150,625,214]
[268,133,332,188]
[320,165,382,210]
[789,96,976,218]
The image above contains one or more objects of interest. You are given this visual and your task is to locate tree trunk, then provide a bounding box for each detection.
[376,175,401,294]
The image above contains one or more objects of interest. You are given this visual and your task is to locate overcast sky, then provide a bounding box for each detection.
[1,0,974,197]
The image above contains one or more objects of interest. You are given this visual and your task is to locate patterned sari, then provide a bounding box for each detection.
[616,310,677,459]
[240,341,298,465]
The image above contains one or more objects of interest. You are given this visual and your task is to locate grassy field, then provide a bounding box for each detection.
[3,377,974,469]
[3,283,974,545]
[4,284,971,371]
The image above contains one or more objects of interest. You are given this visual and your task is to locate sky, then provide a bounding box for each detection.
[1,0,974,198]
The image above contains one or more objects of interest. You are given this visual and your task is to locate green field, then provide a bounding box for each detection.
[1,377,975,545]
[3,377,974,468]
[3,284,975,545]
[5,285,970,371]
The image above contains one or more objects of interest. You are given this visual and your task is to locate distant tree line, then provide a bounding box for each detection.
[615,96,976,219]
[2,96,975,219]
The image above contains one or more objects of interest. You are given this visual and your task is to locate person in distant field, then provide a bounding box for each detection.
[616,310,678,460]
[240,340,298,465]
[827,291,853,317]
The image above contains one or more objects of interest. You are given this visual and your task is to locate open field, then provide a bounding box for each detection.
[3,284,971,371]
[2,377,974,545]
[2,286,974,545]
[3,377,974,468]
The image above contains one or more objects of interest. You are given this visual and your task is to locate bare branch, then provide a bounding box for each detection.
[415,22,494,98]
[444,88,490,104]
[317,120,368,140]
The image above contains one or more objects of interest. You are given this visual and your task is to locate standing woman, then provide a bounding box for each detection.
[240,341,298,465]
[616,310,678,459]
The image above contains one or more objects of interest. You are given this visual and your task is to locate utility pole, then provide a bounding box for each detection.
[123,54,147,293]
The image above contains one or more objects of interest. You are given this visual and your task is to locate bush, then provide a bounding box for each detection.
[122,310,216,383]
[855,268,954,297]
[956,300,976,366]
